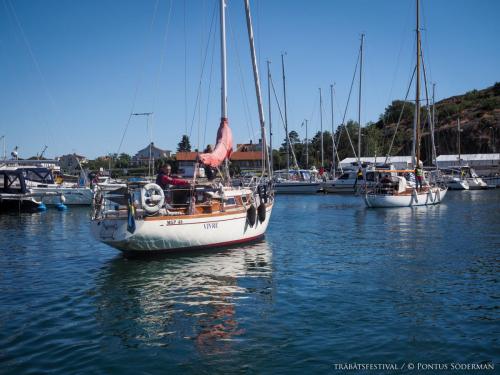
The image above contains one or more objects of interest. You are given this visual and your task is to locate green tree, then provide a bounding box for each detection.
[115,153,131,168]
[177,135,191,152]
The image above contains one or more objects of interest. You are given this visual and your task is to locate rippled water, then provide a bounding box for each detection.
[1,191,499,374]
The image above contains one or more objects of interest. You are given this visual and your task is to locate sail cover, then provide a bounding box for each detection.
[199,118,233,168]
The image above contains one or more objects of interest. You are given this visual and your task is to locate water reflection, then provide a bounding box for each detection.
[95,241,273,355]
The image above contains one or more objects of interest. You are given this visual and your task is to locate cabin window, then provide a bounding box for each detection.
[226,197,236,205]
[242,195,247,203]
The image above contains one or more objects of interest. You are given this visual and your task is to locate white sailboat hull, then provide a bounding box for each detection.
[364,187,448,208]
[30,186,93,205]
[466,177,488,190]
[274,182,320,194]
[322,180,375,194]
[92,204,273,254]
[446,178,469,190]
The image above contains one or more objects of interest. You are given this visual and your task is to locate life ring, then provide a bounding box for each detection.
[142,183,165,214]
[257,203,266,223]
[247,205,257,226]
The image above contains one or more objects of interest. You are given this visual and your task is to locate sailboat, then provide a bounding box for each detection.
[270,54,321,194]
[364,0,447,208]
[91,0,274,255]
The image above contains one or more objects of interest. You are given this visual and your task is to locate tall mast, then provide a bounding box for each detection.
[220,0,227,120]
[431,82,437,166]
[304,119,309,169]
[244,0,270,176]
[413,0,421,167]
[319,87,324,168]
[0,135,5,161]
[358,33,364,163]
[458,117,461,163]
[267,60,273,173]
[281,53,290,173]
[330,84,335,175]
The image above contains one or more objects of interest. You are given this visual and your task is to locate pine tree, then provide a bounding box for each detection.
[177,135,191,152]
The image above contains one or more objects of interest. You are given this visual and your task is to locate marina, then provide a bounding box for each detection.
[1,0,499,373]
[1,191,498,373]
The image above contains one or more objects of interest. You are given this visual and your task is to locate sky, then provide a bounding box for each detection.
[0,0,498,159]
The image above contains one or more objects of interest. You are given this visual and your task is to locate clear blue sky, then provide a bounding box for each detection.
[1,0,498,159]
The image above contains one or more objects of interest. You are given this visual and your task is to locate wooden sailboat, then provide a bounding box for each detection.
[91,0,274,254]
[364,0,447,208]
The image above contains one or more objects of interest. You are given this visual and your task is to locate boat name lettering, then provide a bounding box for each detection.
[203,223,218,230]
[166,219,183,225]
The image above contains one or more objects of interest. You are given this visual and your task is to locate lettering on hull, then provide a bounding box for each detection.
[203,222,218,230]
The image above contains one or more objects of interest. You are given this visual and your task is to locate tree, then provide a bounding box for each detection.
[115,153,131,168]
[177,135,191,152]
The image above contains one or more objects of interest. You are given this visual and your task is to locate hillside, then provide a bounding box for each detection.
[372,82,500,162]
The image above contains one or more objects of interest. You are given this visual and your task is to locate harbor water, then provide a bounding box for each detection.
[1,190,498,374]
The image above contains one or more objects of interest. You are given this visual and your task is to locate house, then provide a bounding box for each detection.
[436,154,500,176]
[175,152,203,178]
[58,153,88,174]
[132,143,171,166]
[235,139,263,152]
[230,151,262,172]
[175,147,263,177]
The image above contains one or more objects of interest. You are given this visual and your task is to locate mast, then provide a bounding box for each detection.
[413,0,421,167]
[319,88,324,168]
[1,135,6,161]
[330,84,335,175]
[431,82,437,166]
[457,117,461,163]
[281,53,290,173]
[244,0,270,176]
[304,119,309,169]
[267,60,273,173]
[358,33,364,163]
[220,0,227,121]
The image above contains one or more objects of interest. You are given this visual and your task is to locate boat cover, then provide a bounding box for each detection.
[199,118,233,168]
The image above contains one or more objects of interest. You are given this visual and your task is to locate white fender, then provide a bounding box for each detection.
[142,183,165,214]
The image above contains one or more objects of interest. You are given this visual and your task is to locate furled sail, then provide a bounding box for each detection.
[199,118,233,168]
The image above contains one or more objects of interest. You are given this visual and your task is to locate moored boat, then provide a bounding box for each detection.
[273,169,320,194]
[92,0,274,255]
[364,0,447,208]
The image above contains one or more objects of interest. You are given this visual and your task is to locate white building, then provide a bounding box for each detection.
[132,143,171,166]
[436,154,500,176]
[339,156,413,170]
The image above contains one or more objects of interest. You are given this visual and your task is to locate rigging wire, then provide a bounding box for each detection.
[420,44,437,166]
[384,65,416,163]
[151,0,174,120]
[269,75,299,169]
[183,0,188,135]
[117,0,160,155]
[420,0,433,85]
[203,22,217,148]
[5,0,66,154]
[335,47,361,161]
[187,1,217,140]
[226,9,256,143]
